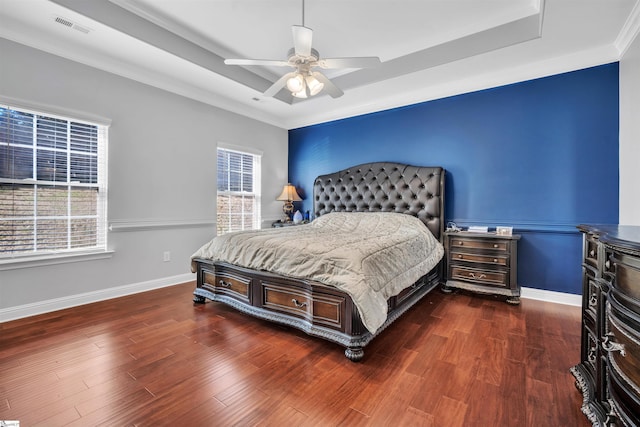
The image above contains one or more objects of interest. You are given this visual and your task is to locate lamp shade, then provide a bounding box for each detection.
[276,183,302,201]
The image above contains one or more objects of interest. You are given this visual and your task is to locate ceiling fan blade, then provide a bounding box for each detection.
[263,72,296,97]
[292,25,313,57]
[312,72,343,98]
[224,58,290,67]
[316,57,381,69]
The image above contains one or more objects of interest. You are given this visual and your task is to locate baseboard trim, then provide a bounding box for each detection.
[521,286,582,306]
[0,277,581,323]
[0,272,195,323]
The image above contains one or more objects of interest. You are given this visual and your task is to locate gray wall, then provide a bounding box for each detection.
[620,32,640,225]
[0,39,288,317]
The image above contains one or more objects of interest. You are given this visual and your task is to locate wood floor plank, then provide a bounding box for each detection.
[499,359,528,426]
[0,281,591,426]
[476,337,507,386]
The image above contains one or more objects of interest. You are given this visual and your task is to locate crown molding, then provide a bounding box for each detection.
[615,0,640,56]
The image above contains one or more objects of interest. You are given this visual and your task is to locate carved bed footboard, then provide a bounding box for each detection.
[193,260,442,361]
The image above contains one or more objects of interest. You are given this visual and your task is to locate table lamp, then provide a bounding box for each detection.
[276,183,302,221]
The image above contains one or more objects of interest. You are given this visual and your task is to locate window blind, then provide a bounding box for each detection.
[0,104,108,256]
[217,147,261,235]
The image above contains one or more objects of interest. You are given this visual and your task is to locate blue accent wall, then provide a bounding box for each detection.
[288,63,619,295]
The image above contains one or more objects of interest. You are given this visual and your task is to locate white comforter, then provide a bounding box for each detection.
[191,212,444,333]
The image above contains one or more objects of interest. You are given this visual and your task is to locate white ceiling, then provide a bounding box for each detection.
[1,0,639,129]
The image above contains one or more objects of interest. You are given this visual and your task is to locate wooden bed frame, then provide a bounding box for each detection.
[192,162,445,361]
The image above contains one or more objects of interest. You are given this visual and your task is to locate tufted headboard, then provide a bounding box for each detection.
[313,162,445,241]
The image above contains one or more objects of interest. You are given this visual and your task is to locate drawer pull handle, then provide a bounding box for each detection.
[291,298,307,308]
[605,260,611,269]
[493,244,498,248]
[589,250,595,257]
[493,258,498,263]
[468,273,487,279]
[218,280,232,288]
[587,346,597,363]
[602,333,626,357]
[458,254,463,259]
[457,241,464,246]
[588,294,597,307]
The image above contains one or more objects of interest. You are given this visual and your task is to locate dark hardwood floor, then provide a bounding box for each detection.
[0,281,589,426]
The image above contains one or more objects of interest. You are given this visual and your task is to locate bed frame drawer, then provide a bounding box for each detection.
[260,281,346,331]
[201,269,251,304]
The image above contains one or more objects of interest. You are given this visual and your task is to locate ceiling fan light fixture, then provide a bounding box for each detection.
[224,0,379,101]
[305,74,324,96]
[286,73,305,93]
[292,88,308,98]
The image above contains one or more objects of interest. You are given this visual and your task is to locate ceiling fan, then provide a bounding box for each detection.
[224,1,381,100]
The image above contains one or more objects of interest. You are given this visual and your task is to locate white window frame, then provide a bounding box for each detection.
[0,98,111,269]
[216,143,262,235]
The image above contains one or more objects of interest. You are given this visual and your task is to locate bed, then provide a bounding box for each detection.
[191,162,446,361]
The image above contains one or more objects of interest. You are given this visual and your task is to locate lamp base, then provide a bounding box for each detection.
[282,200,294,222]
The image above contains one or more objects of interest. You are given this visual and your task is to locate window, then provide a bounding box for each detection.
[217,146,261,235]
[0,104,108,258]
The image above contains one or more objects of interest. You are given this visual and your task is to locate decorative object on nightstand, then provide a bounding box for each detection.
[442,230,521,304]
[293,210,303,224]
[276,183,302,221]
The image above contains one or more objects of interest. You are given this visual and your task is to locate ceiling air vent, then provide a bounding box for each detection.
[54,16,91,34]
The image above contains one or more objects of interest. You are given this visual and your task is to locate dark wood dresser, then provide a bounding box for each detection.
[443,231,521,304]
[572,225,640,426]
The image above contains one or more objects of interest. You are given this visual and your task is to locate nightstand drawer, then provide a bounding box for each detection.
[450,266,508,287]
[449,237,508,252]
[450,251,508,266]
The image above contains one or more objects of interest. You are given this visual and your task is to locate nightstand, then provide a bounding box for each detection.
[442,231,521,304]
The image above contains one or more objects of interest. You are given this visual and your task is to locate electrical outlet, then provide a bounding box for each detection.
[163,251,171,262]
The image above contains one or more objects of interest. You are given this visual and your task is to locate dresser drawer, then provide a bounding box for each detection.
[606,303,640,426]
[260,281,346,331]
[608,368,640,427]
[613,255,640,311]
[450,266,508,287]
[449,237,509,252]
[606,300,640,385]
[202,269,251,304]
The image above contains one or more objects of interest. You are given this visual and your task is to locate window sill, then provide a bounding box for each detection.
[0,249,114,271]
